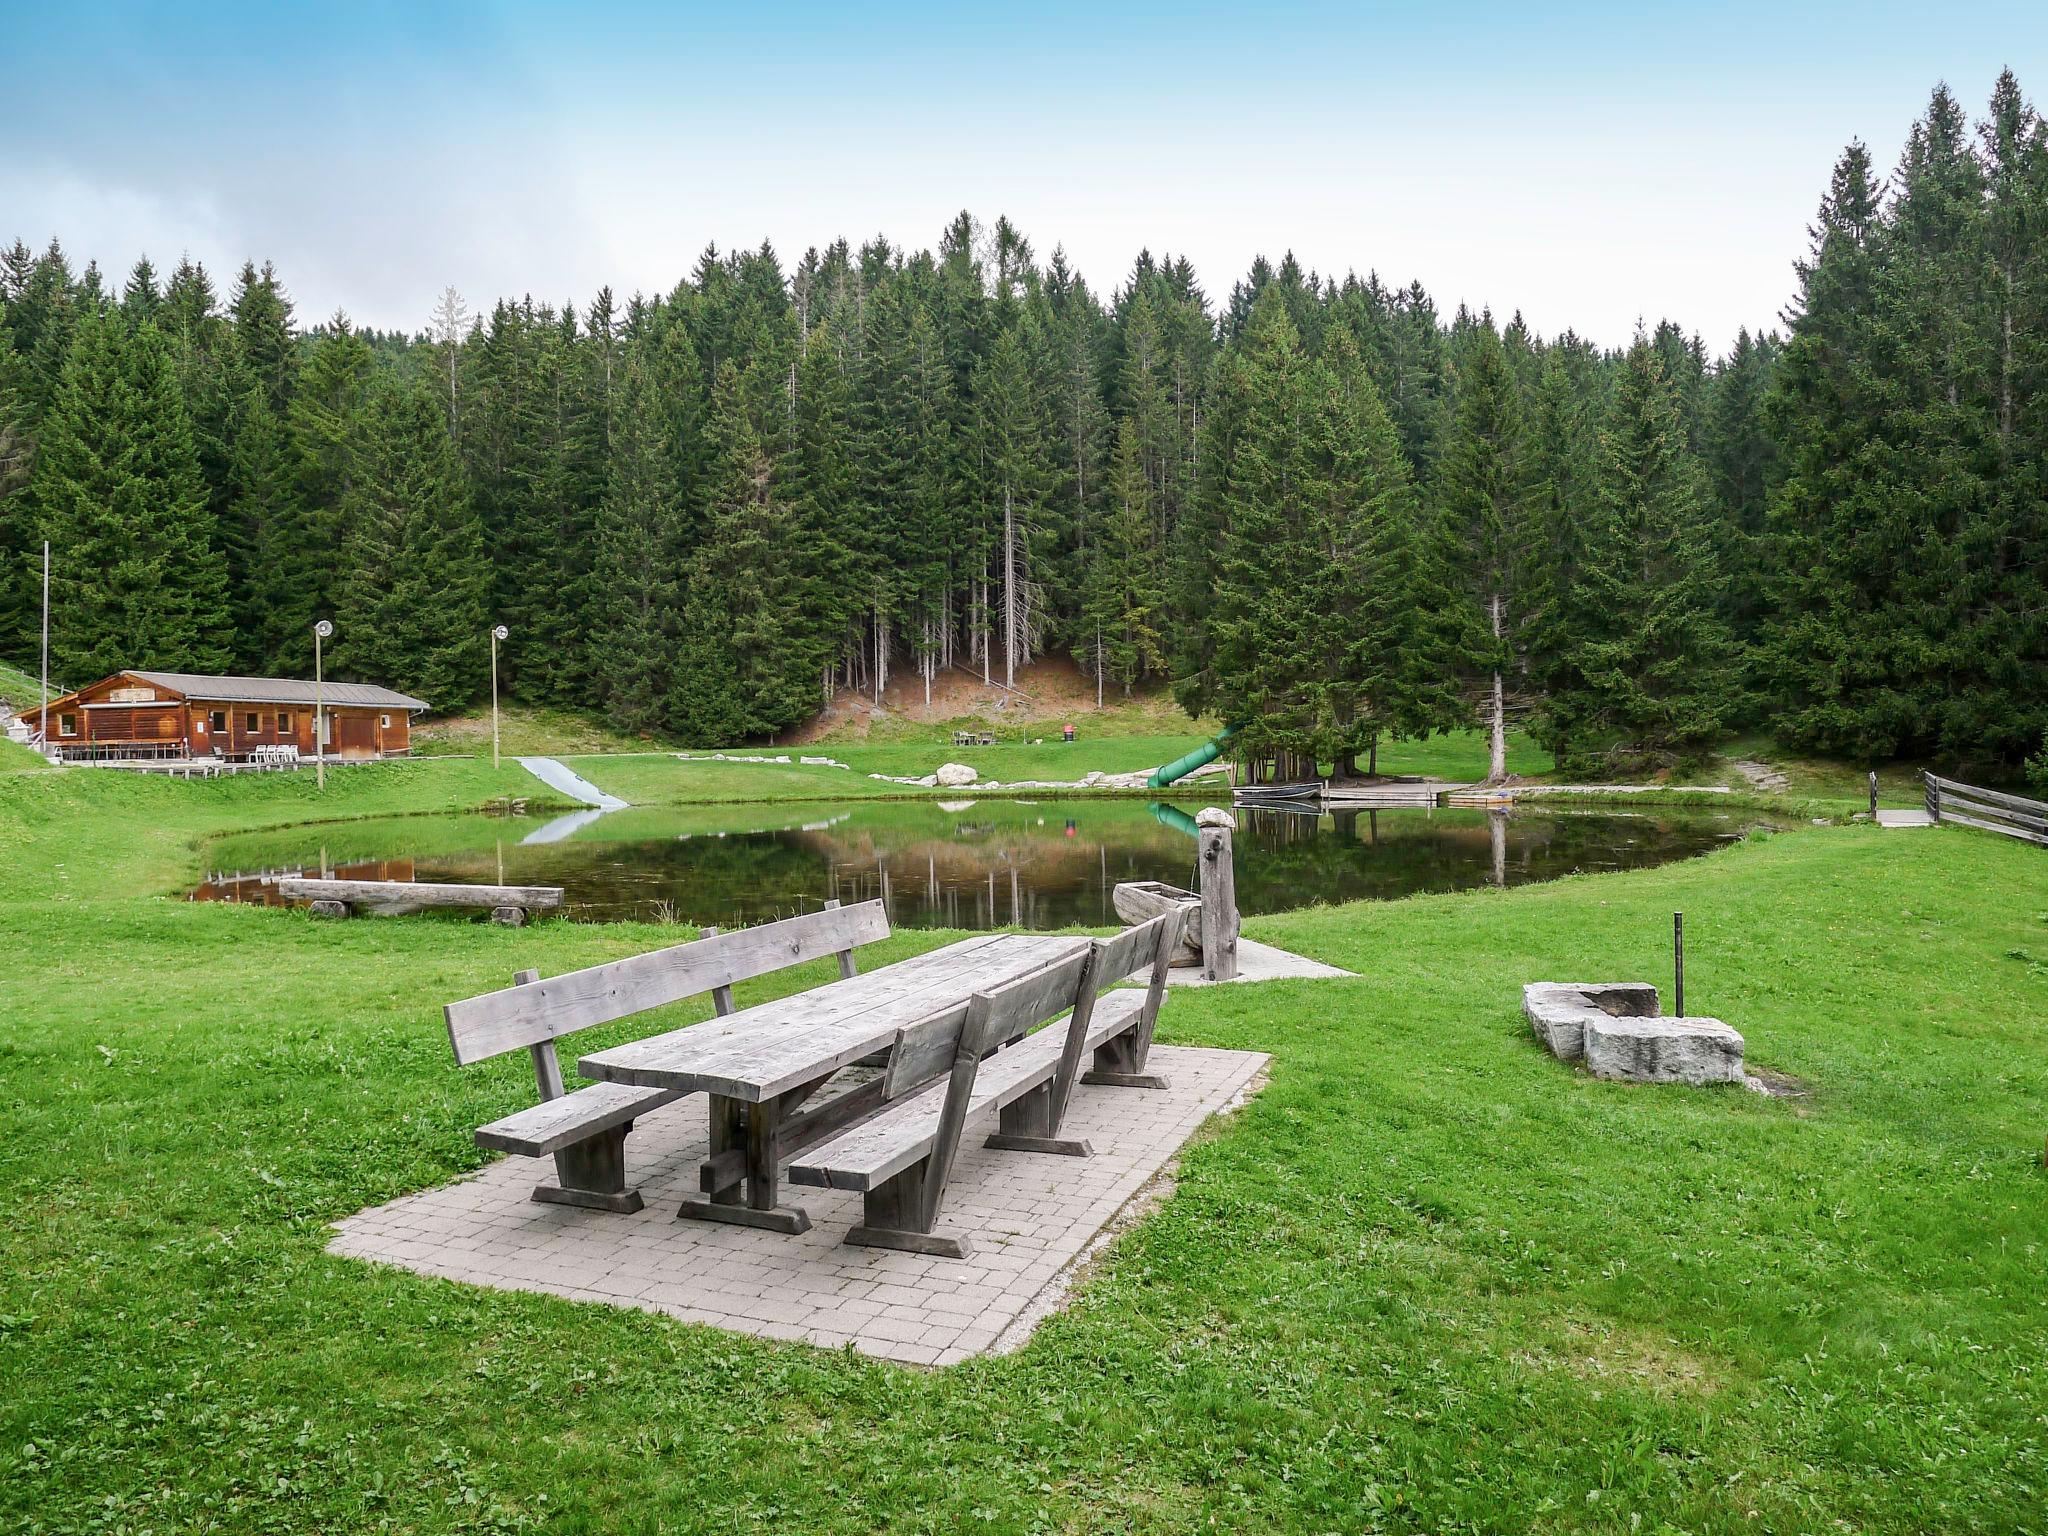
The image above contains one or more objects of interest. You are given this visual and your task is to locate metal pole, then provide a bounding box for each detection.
[313,619,332,791]
[38,541,49,750]
[1673,911,1685,1017]
[490,624,508,770]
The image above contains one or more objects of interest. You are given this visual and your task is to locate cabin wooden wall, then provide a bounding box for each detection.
[34,673,415,759]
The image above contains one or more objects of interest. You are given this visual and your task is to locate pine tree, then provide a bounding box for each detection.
[1540,338,1735,769]
[0,329,36,655]
[1702,327,1780,663]
[225,384,311,670]
[285,314,375,672]
[230,260,296,413]
[971,325,1051,688]
[673,363,833,740]
[1082,420,1166,699]
[333,382,488,706]
[30,310,232,677]
[1435,322,1531,780]
[591,354,685,734]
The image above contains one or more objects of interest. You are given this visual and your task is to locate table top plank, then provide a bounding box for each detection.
[578,933,1087,1102]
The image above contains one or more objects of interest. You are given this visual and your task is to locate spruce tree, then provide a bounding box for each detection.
[285,314,374,672]
[1435,322,1531,780]
[30,310,232,677]
[333,382,488,706]
[591,354,684,734]
[673,363,832,740]
[1540,338,1735,770]
[1082,420,1166,699]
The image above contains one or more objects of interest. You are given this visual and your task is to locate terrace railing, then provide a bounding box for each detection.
[1923,771,2048,848]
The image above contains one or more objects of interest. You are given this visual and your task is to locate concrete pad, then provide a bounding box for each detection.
[329,1044,1267,1366]
[1162,937,1353,986]
[1875,809,1934,827]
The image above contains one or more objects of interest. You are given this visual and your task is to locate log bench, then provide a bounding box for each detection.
[787,907,1185,1258]
[442,900,890,1212]
[281,877,565,926]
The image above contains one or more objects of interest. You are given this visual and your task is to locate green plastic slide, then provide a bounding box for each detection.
[1147,723,1243,789]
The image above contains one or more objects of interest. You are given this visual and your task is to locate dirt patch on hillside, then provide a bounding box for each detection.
[784,658,1197,744]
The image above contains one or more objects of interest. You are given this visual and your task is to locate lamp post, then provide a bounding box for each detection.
[490,624,509,771]
[313,619,333,790]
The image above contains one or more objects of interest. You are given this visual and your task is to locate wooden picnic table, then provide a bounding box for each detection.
[577,931,1089,1234]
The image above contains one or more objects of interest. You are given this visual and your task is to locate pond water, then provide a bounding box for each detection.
[191,798,1757,931]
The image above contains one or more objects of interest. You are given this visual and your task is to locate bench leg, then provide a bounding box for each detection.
[984,1082,1091,1157]
[1080,1031,1169,1090]
[679,1092,810,1234]
[491,905,526,926]
[845,1163,970,1259]
[532,1123,643,1214]
[308,900,351,920]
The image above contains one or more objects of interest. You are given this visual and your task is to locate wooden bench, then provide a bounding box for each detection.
[443,900,891,1213]
[281,877,565,926]
[788,908,1185,1258]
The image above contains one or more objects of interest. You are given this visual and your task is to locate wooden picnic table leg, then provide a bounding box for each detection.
[678,1089,813,1235]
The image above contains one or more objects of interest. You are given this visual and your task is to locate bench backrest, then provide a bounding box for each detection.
[444,898,891,1071]
[1089,907,1185,998]
[909,950,1097,1225]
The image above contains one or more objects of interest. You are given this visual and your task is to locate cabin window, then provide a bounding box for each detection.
[244,712,260,733]
[379,713,392,729]
[277,712,292,732]
[59,713,78,737]
[210,710,227,733]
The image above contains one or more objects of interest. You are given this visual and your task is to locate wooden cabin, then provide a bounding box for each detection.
[22,670,428,763]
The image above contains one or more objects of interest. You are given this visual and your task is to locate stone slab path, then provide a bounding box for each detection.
[330,1043,1267,1366]
[1162,937,1354,987]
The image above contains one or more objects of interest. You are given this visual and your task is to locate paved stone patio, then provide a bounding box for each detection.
[330,1044,1267,1366]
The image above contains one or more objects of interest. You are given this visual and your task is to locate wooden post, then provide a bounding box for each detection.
[1868,771,1879,819]
[1673,911,1685,1017]
[1197,811,1239,984]
[1924,770,1940,824]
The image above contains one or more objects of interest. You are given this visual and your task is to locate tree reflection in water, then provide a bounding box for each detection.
[193,800,1756,931]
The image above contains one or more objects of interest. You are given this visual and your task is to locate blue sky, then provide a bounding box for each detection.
[4,1,2043,351]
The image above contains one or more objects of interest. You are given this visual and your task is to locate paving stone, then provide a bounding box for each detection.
[328,1043,1266,1366]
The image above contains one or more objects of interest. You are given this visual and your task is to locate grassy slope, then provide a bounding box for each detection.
[3,762,2045,1531]
[0,737,54,772]
[0,656,60,711]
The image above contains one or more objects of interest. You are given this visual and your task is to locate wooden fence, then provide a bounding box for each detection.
[1924,772,2048,847]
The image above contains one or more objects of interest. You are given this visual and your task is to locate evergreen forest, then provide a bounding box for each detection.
[2,74,2044,776]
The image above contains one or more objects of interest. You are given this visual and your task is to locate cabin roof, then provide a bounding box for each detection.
[122,671,430,710]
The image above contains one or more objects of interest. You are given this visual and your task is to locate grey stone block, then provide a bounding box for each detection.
[1582,1015,1745,1085]
[1521,981,1659,1061]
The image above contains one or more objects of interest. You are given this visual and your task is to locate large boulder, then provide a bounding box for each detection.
[1583,1015,1746,1085]
[934,762,979,787]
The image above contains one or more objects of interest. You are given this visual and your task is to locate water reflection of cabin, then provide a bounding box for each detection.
[24,670,428,763]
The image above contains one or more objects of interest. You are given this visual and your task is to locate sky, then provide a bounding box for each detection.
[4,1,2044,354]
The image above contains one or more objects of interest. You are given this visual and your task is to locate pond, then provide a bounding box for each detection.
[191,798,1758,931]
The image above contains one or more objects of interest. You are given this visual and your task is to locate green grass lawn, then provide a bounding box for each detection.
[3,760,2045,1531]
[556,728,1555,806]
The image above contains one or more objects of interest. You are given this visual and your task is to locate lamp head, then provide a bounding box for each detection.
[313,620,334,639]
[492,624,509,642]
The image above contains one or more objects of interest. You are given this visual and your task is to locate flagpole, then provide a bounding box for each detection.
[38,540,49,750]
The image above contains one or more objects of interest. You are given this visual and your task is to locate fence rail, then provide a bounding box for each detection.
[1924,771,2048,847]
